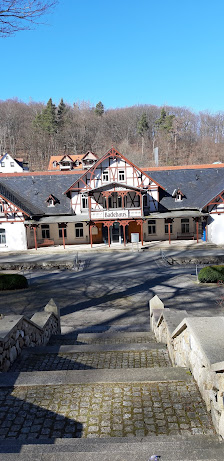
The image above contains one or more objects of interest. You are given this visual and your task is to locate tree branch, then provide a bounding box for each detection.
[0,0,58,36]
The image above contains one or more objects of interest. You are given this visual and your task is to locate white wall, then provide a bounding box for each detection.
[0,222,27,251]
[207,213,224,244]
[0,154,23,173]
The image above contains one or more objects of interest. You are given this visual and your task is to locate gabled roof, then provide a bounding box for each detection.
[58,154,74,163]
[82,151,99,160]
[48,154,84,170]
[65,147,164,193]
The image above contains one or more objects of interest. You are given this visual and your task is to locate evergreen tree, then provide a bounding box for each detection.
[95,101,104,116]
[34,98,57,134]
[57,98,67,129]
[155,108,175,133]
[137,113,149,136]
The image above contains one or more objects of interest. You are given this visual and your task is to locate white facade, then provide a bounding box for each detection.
[0,222,27,251]
[71,155,159,216]
[0,153,24,173]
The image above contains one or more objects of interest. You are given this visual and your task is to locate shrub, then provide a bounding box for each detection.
[198,265,224,283]
[0,273,28,291]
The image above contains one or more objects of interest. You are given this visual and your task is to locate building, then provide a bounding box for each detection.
[0,147,224,251]
[48,151,98,171]
[0,153,28,173]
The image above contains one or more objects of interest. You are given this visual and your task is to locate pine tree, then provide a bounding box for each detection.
[33,98,57,134]
[155,108,175,133]
[95,101,104,116]
[57,98,66,129]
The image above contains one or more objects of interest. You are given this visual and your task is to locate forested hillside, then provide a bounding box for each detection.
[1,98,224,171]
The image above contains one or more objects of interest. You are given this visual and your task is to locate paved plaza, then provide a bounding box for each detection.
[0,247,224,460]
[0,251,223,333]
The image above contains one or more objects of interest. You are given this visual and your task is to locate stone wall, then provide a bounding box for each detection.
[0,299,60,372]
[150,295,224,439]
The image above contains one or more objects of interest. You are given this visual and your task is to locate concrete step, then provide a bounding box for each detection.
[48,332,156,346]
[0,435,223,460]
[1,366,192,387]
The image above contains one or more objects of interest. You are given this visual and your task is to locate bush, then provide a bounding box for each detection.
[0,274,28,290]
[198,265,224,283]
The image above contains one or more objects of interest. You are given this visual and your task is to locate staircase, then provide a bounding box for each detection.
[0,330,224,460]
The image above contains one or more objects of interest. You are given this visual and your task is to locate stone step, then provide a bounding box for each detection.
[0,435,223,460]
[10,346,170,372]
[1,366,192,387]
[48,332,156,346]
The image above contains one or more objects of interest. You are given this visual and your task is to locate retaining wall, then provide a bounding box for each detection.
[150,295,224,439]
[0,299,60,372]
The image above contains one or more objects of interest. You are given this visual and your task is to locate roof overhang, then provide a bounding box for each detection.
[145,210,208,219]
[88,182,145,194]
[25,215,89,225]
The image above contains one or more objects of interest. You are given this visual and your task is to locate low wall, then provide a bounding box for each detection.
[0,299,60,372]
[150,295,224,439]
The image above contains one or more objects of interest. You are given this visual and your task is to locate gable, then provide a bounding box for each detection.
[65,147,163,194]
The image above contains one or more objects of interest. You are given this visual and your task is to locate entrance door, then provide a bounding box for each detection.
[111,222,120,243]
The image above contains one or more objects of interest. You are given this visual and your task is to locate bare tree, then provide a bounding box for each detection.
[0,0,57,36]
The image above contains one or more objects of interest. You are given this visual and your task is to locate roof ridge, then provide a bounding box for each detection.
[142,163,224,171]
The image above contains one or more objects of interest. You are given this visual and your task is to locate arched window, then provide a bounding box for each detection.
[0,228,6,244]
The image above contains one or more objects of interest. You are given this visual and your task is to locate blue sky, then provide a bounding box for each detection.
[1,0,224,113]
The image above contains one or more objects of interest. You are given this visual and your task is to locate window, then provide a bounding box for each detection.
[175,193,182,202]
[81,194,88,209]
[143,195,148,207]
[148,219,156,234]
[117,196,122,208]
[181,218,189,233]
[58,225,67,239]
[10,162,14,167]
[0,228,6,244]
[53,161,57,168]
[119,170,125,181]
[103,170,109,182]
[165,224,173,234]
[1,162,5,167]
[41,224,50,239]
[0,204,3,213]
[48,199,54,207]
[75,223,83,238]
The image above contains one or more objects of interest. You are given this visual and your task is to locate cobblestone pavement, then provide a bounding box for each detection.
[10,350,171,372]
[0,382,214,440]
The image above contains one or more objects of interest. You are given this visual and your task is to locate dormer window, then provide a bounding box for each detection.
[46,194,59,207]
[172,188,184,202]
[53,161,57,168]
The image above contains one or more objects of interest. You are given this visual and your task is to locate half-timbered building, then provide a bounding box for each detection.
[0,147,224,251]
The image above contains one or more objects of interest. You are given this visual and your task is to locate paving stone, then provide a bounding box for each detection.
[0,381,214,439]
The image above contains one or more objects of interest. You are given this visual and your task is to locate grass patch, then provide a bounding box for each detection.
[198,265,224,283]
[0,273,28,290]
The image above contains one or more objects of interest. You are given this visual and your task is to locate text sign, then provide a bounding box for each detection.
[104,210,128,219]
[131,233,139,243]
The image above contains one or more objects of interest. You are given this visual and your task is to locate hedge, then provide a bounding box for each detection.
[198,265,224,283]
[0,274,28,291]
